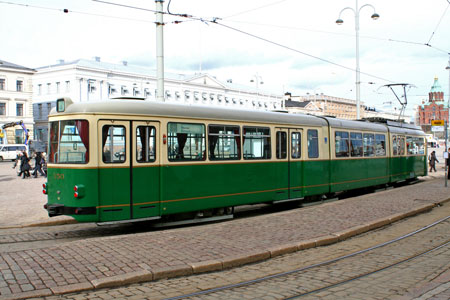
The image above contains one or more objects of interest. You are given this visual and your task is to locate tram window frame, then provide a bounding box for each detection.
[307,129,319,158]
[276,131,287,159]
[291,132,301,159]
[136,126,156,163]
[363,133,375,157]
[102,125,126,164]
[350,132,363,157]
[375,134,386,156]
[398,136,406,156]
[208,124,241,161]
[243,126,271,160]
[48,120,90,164]
[335,131,350,158]
[168,122,206,162]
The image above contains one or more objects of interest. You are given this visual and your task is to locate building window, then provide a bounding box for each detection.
[16,80,23,92]
[65,81,70,93]
[0,79,5,90]
[38,84,42,95]
[47,102,52,113]
[16,103,23,116]
[56,82,60,93]
[47,83,51,94]
[0,103,5,115]
[38,103,42,117]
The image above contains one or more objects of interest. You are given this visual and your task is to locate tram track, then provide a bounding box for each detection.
[160,215,450,300]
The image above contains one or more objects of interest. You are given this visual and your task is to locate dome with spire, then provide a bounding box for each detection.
[430,77,443,93]
[429,77,444,102]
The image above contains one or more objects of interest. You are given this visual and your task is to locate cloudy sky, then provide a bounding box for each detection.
[1,0,450,114]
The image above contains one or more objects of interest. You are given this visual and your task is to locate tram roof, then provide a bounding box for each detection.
[52,99,329,127]
[324,117,388,132]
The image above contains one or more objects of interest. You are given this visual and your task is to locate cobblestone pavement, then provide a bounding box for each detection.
[0,159,449,299]
[31,198,450,300]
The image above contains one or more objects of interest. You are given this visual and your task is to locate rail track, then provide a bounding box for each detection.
[161,216,450,300]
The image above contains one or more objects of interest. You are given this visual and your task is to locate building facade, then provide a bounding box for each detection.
[417,77,448,134]
[32,58,283,143]
[284,93,365,120]
[0,60,35,144]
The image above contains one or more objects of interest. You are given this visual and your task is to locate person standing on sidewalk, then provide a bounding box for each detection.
[429,150,439,172]
[446,148,450,179]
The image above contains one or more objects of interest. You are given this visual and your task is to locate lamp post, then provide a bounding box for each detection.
[336,0,379,120]
[250,73,264,91]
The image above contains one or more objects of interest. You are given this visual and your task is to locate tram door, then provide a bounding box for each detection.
[98,120,160,222]
[131,121,160,219]
[275,128,303,200]
[289,129,303,199]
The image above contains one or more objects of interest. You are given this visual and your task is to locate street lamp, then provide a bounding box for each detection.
[336,0,380,120]
[250,73,264,90]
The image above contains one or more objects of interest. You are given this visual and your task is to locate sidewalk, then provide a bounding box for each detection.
[0,162,449,299]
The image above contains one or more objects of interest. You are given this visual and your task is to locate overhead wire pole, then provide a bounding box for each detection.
[155,0,165,102]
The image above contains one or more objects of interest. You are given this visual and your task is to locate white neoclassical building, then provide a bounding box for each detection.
[0,59,35,145]
[33,58,283,108]
[32,58,283,143]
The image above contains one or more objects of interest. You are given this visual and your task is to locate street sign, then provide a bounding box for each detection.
[431,120,445,126]
[431,126,444,132]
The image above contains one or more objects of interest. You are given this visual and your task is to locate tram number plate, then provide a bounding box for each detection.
[53,173,65,180]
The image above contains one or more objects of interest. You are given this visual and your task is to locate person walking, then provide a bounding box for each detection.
[32,152,46,178]
[447,148,450,179]
[18,151,31,179]
[429,150,439,172]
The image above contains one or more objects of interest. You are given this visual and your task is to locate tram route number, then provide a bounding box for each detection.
[53,173,65,180]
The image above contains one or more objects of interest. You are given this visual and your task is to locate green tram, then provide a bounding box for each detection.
[44,98,427,224]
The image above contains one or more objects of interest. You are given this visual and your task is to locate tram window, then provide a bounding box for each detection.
[393,136,398,156]
[102,125,126,163]
[291,132,301,159]
[308,129,319,158]
[407,136,425,155]
[350,132,363,157]
[243,126,271,160]
[335,131,349,158]
[208,125,240,160]
[48,120,89,164]
[363,133,375,157]
[416,137,425,155]
[136,126,156,162]
[375,134,386,156]
[168,122,206,161]
[276,131,287,159]
[398,136,406,155]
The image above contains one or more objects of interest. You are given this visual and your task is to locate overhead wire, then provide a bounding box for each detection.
[1,0,445,86]
[426,2,450,45]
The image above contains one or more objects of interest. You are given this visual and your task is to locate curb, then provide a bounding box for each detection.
[1,199,448,299]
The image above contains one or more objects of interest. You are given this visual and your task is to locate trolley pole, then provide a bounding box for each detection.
[155,0,165,102]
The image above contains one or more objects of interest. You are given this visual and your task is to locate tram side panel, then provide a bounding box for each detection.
[329,128,389,193]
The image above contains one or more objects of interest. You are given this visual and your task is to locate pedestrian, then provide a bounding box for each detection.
[428,150,439,172]
[447,148,450,179]
[32,152,46,178]
[18,151,31,179]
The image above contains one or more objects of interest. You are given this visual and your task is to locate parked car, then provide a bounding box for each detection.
[0,144,27,161]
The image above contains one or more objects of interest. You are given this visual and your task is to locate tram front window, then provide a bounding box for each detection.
[48,120,89,164]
